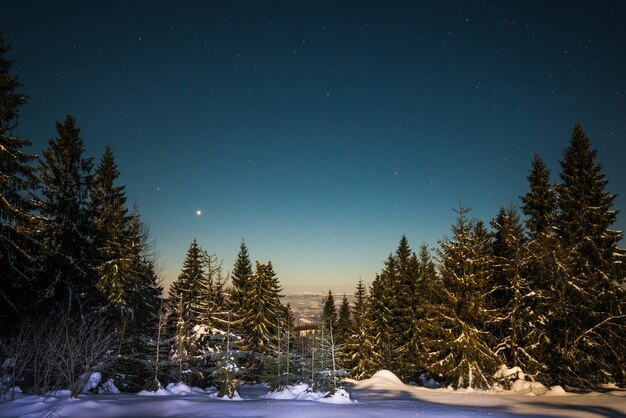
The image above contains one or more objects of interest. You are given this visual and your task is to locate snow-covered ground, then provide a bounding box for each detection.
[2,370,625,417]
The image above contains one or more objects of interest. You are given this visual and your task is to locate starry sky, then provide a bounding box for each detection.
[2,1,625,294]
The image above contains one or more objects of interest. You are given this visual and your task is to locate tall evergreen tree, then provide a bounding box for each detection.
[167,239,206,378]
[231,240,253,308]
[519,154,559,380]
[405,244,438,378]
[230,240,253,334]
[92,145,130,308]
[37,115,97,314]
[335,294,352,346]
[344,279,372,379]
[321,290,337,331]
[555,124,622,275]
[364,257,396,376]
[551,124,625,386]
[239,261,284,355]
[424,206,499,389]
[490,206,539,373]
[392,236,421,380]
[110,208,163,392]
[0,35,39,332]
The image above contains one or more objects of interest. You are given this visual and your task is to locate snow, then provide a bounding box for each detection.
[262,384,353,404]
[82,372,102,393]
[137,382,206,396]
[1,371,625,417]
[98,378,120,394]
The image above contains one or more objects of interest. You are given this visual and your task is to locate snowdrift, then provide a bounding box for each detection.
[263,383,352,404]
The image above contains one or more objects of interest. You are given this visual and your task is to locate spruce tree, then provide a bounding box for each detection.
[424,206,499,389]
[490,206,539,373]
[344,279,372,379]
[166,239,206,382]
[321,290,337,330]
[231,240,253,334]
[519,154,559,380]
[335,294,352,346]
[364,258,395,376]
[111,209,162,391]
[231,240,253,309]
[37,115,98,314]
[556,124,622,275]
[552,124,625,386]
[92,145,130,308]
[239,261,284,355]
[392,236,421,380]
[0,35,38,332]
[406,244,438,378]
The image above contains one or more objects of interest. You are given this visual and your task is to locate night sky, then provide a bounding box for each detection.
[2,1,625,293]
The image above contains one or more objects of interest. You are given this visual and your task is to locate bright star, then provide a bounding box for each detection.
[196,210,202,216]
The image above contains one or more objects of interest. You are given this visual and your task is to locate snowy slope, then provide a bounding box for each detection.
[1,371,625,418]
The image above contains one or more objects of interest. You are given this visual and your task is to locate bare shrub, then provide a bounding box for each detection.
[0,311,116,398]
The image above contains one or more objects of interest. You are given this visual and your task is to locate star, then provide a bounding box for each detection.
[196,210,202,216]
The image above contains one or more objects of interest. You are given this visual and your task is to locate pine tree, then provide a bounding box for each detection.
[92,145,130,308]
[37,115,98,314]
[335,294,352,346]
[230,240,253,334]
[551,124,625,386]
[239,261,283,355]
[406,244,437,378]
[0,35,39,333]
[231,240,253,310]
[490,206,540,374]
[519,154,559,381]
[521,154,556,238]
[364,258,396,376]
[390,236,420,381]
[110,209,163,392]
[363,236,421,381]
[424,206,499,389]
[321,290,337,331]
[166,239,206,383]
[344,279,372,379]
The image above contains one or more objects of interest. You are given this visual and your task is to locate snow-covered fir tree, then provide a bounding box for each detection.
[109,208,162,392]
[239,261,284,356]
[166,239,206,383]
[550,124,626,386]
[262,303,298,391]
[518,152,559,380]
[37,115,99,314]
[405,244,438,379]
[344,279,373,379]
[335,294,352,346]
[92,145,131,309]
[321,290,337,331]
[424,207,499,389]
[521,154,557,238]
[390,236,421,381]
[230,240,253,332]
[0,35,39,334]
[363,257,396,376]
[490,206,542,377]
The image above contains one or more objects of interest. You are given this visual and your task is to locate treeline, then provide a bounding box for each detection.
[343,126,625,389]
[0,35,162,395]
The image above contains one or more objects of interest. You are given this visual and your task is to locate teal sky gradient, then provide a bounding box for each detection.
[2,1,625,293]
